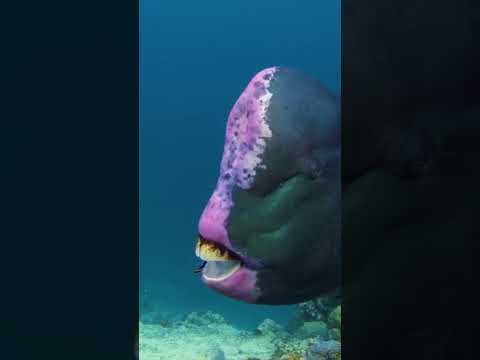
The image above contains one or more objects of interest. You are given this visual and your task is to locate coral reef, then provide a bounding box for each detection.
[297,321,328,339]
[256,319,289,340]
[287,299,336,332]
[326,306,341,329]
[287,294,341,344]
[270,338,311,360]
[139,302,341,360]
[298,293,341,323]
[328,328,341,342]
[268,334,341,360]
[305,339,341,360]
[262,294,342,360]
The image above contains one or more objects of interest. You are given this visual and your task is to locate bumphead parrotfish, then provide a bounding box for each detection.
[195,67,341,304]
[193,1,476,357]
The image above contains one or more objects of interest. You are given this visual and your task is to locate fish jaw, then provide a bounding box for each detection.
[201,263,260,303]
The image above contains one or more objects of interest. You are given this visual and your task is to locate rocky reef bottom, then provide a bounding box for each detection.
[139,299,341,360]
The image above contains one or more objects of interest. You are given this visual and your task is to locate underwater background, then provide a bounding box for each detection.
[140,0,340,358]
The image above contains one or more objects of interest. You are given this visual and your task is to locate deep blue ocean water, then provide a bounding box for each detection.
[140,0,340,330]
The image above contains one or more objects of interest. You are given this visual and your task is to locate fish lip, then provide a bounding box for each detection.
[196,237,261,303]
[200,262,260,303]
[201,260,243,282]
[196,234,263,270]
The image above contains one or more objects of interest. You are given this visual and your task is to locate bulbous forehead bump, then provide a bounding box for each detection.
[251,68,340,194]
[198,67,278,246]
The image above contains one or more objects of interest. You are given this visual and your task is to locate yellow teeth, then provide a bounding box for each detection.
[195,237,237,261]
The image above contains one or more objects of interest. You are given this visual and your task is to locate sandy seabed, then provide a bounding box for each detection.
[139,310,341,360]
[139,320,278,360]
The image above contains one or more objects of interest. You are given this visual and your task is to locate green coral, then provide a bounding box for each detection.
[327,306,341,329]
[298,321,328,339]
[256,318,286,338]
[329,328,341,341]
[287,293,341,334]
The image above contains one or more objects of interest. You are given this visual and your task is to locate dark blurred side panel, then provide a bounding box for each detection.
[1,0,138,358]
[342,1,477,359]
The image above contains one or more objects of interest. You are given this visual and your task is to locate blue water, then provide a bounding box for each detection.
[140,0,340,330]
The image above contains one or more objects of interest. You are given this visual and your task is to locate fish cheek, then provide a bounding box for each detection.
[244,228,299,266]
[253,194,341,304]
[226,197,295,265]
[226,177,322,265]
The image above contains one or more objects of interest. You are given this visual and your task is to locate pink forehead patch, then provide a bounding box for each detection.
[198,67,278,248]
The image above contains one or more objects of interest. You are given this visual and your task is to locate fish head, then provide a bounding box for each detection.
[196,67,340,304]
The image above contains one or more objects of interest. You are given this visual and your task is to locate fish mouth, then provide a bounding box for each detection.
[194,236,243,282]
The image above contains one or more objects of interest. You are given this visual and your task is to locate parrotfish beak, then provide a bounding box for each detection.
[194,236,260,303]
